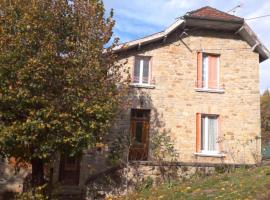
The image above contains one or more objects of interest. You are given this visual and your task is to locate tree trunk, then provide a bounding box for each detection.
[31,158,45,187]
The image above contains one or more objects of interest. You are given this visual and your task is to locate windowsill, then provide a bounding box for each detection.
[194,152,225,158]
[195,88,225,94]
[130,83,156,89]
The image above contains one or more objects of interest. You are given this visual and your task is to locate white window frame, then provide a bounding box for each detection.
[201,115,219,154]
[202,53,220,89]
[133,57,151,85]
[202,54,208,89]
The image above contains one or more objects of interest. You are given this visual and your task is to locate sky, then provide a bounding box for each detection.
[103,0,270,92]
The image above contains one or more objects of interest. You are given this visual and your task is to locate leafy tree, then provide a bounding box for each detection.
[261,89,270,158]
[261,90,270,133]
[0,0,126,188]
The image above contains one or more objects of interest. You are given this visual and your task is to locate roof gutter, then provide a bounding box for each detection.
[237,23,270,62]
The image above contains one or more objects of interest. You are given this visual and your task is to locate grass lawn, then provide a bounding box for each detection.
[114,164,270,200]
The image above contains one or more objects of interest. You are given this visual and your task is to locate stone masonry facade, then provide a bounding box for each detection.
[80,27,263,197]
[115,28,261,166]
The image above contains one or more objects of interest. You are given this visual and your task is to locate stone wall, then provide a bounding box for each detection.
[114,28,261,165]
[84,162,225,199]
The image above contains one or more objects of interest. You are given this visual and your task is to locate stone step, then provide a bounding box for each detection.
[54,186,85,200]
[58,193,84,200]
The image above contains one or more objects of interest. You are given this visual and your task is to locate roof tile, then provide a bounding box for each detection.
[187,6,243,21]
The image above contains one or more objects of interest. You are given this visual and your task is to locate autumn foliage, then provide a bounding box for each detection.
[0,0,125,187]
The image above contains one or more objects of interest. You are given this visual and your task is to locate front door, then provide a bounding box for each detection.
[59,155,80,185]
[129,109,150,161]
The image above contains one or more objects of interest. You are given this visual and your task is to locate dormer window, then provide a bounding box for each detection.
[132,56,151,85]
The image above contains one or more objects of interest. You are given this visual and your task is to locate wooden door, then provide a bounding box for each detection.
[129,109,150,161]
[59,155,80,185]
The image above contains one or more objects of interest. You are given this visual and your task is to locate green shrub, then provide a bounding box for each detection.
[16,185,48,200]
[136,176,154,192]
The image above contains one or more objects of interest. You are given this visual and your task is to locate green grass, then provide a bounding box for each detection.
[116,164,270,200]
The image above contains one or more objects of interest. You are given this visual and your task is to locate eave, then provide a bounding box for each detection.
[113,17,270,63]
[112,19,185,53]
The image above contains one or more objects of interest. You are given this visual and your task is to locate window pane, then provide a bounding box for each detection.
[134,58,140,83]
[201,117,205,150]
[135,121,143,143]
[208,117,217,151]
[202,54,208,87]
[142,59,150,84]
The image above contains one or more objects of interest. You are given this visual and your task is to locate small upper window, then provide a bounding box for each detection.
[197,52,220,89]
[133,56,151,85]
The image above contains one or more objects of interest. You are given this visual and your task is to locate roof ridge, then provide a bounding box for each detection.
[187,6,212,15]
[186,6,243,20]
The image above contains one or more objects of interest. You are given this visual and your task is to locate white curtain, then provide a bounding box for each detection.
[208,118,217,151]
[202,54,208,87]
[201,117,205,150]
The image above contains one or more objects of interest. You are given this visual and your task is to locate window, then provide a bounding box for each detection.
[196,114,220,154]
[197,52,220,89]
[133,56,151,85]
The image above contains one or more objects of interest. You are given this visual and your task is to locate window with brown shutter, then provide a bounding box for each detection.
[197,52,220,89]
[196,113,220,154]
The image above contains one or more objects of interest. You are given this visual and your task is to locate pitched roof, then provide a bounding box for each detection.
[186,6,243,21]
[113,6,269,62]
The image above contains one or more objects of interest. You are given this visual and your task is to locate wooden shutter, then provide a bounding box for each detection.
[208,55,218,89]
[196,113,201,152]
[197,52,203,88]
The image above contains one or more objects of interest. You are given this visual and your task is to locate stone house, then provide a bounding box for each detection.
[111,6,270,165]
[49,7,270,196]
[1,6,270,199]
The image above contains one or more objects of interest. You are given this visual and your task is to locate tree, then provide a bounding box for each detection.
[261,90,270,133]
[0,0,126,188]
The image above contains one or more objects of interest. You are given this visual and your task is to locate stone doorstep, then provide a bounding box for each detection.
[56,185,85,194]
[54,186,85,200]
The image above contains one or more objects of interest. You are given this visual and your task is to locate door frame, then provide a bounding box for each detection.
[129,109,151,161]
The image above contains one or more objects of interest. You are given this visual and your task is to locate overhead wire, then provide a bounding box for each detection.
[245,15,270,20]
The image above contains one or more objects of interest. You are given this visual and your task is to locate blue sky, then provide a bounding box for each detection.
[103,0,270,92]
